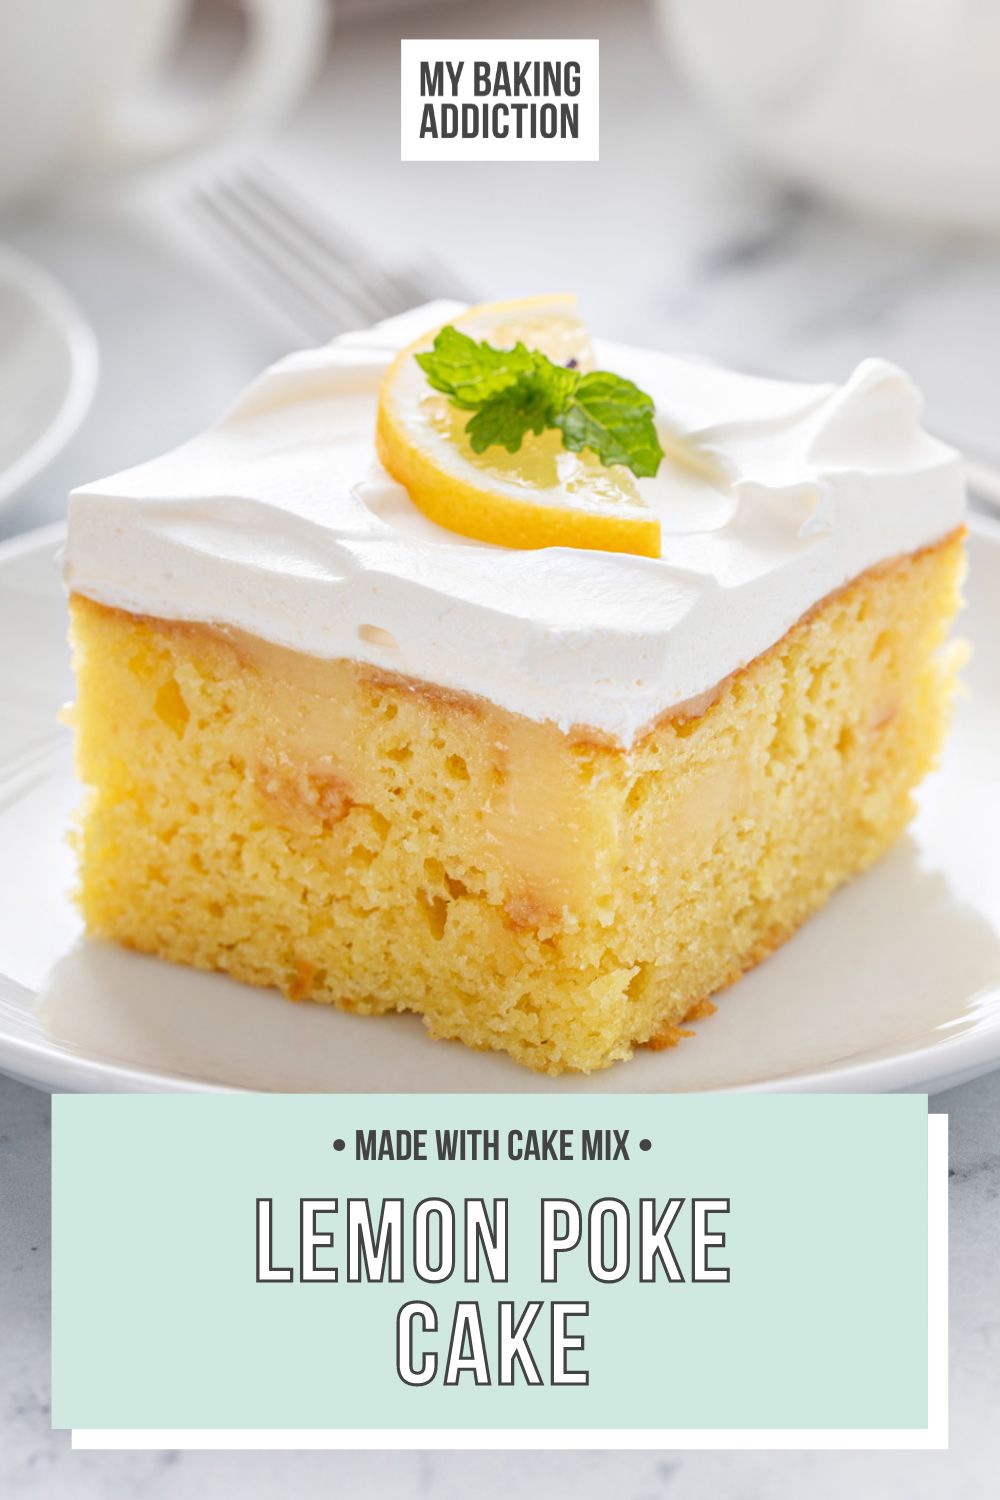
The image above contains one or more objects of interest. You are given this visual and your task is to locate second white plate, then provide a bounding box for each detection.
[0,245,98,511]
[1,520,999,1095]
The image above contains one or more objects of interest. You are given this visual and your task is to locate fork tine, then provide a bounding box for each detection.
[247,163,430,314]
[230,178,407,325]
[226,172,389,324]
[190,187,335,345]
[190,161,472,349]
[205,178,374,333]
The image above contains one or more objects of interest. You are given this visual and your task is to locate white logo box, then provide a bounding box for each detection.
[401,39,599,162]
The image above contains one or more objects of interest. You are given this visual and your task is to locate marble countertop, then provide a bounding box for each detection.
[1,0,999,1492]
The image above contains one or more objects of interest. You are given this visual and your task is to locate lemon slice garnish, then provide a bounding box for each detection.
[375,296,661,558]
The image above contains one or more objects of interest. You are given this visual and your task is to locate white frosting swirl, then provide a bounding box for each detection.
[65,302,965,745]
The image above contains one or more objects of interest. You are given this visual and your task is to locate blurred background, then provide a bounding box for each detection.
[1,0,999,1495]
[2,0,1000,551]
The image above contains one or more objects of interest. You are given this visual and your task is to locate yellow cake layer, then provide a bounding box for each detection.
[68,530,965,1074]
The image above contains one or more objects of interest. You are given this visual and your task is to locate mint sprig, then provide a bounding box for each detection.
[415,327,664,479]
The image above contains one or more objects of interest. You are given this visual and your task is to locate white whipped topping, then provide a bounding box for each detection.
[65,302,965,746]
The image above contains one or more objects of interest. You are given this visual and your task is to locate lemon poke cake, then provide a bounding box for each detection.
[64,297,966,1074]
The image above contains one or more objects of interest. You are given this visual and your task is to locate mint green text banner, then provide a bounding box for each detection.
[52,1094,929,1430]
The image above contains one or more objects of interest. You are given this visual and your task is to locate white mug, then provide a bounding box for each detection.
[0,0,330,204]
[660,0,1000,232]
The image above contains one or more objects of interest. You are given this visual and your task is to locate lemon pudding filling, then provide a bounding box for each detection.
[65,299,966,1074]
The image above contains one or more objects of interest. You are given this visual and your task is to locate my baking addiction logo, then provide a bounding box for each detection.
[400,39,599,162]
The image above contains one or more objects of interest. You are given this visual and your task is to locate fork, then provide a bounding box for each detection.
[190,161,472,346]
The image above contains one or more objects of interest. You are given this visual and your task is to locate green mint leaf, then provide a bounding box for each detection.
[553,371,665,479]
[464,362,579,454]
[414,325,665,479]
[415,326,536,410]
[465,376,552,454]
[531,359,579,414]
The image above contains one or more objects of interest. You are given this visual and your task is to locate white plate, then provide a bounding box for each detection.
[0,245,98,511]
[1,520,999,1095]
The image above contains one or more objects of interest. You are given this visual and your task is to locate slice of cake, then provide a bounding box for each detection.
[64,297,965,1075]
